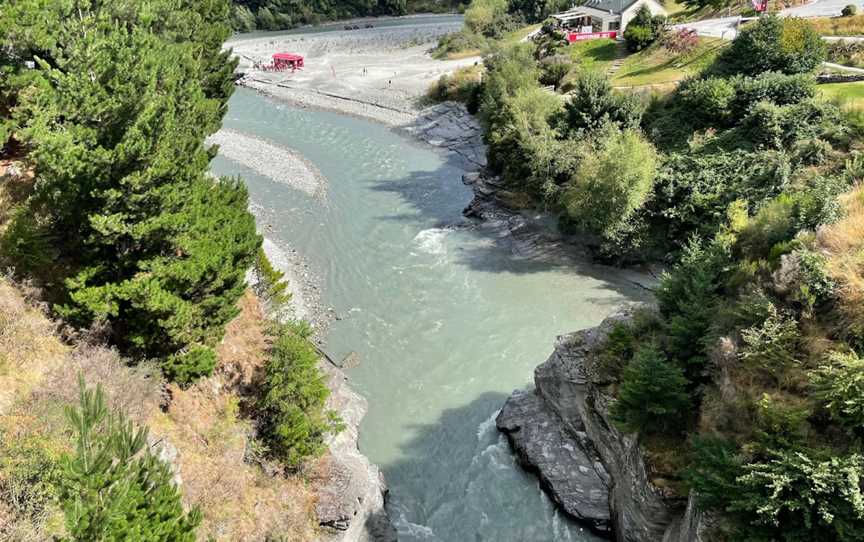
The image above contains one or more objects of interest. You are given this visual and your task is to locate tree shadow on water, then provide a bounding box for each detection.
[368,153,652,303]
[371,392,603,542]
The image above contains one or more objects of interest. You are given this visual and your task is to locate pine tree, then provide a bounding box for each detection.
[61,378,200,540]
[259,322,343,469]
[611,346,691,434]
[2,1,260,376]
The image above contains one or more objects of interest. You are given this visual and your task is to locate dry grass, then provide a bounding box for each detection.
[149,292,318,541]
[818,186,864,340]
[809,15,864,36]
[0,281,320,541]
[0,159,35,232]
[215,289,269,391]
[0,279,67,415]
[148,385,317,541]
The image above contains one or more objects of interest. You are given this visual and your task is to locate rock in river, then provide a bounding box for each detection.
[498,306,714,542]
[497,388,612,535]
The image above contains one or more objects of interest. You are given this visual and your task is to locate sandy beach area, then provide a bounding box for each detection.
[227,17,480,127]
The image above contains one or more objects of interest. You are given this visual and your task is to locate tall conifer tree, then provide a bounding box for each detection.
[0,1,260,377]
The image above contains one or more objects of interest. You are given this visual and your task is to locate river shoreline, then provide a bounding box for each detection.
[224,18,661,540]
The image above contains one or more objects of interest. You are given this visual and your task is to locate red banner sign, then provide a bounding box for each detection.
[567,31,617,42]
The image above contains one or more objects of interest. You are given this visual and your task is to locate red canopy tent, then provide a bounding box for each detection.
[263,53,304,72]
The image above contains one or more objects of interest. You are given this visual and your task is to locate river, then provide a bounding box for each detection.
[211,88,648,541]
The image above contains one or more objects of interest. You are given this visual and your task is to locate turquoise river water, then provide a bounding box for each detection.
[212,88,647,541]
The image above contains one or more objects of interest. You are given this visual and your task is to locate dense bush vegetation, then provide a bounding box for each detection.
[711,16,826,77]
[561,127,657,244]
[1,0,344,537]
[433,0,570,58]
[623,5,666,52]
[610,346,691,434]
[465,13,864,538]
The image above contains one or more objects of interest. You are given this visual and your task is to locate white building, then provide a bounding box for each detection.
[552,0,667,35]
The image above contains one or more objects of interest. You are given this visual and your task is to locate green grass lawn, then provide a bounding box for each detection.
[611,38,728,87]
[566,38,619,72]
[819,82,864,107]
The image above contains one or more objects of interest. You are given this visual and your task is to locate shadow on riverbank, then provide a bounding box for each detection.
[369,154,655,298]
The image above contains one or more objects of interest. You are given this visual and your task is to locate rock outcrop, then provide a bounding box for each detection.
[497,306,710,542]
[315,362,397,542]
[403,102,487,171]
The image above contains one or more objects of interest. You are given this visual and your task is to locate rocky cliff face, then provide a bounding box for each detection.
[315,362,397,542]
[497,307,711,542]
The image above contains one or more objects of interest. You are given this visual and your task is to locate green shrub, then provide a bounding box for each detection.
[685,436,744,511]
[0,206,55,276]
[161,345,218,387]
[729,71,817,118]
[561,127,658,243]
[736,194,799,257]
[739,303,800,375]
[6,2,261,374]
[657,237,731,377]
[650,150,791,247]
[487,85,563,194]
[595,311,662,380]
[231,5,257,32]
[539,54,573,88]
[253,247,292,311]
[0,433,62,528]
[61,378,200,540]
[782,248,837,312]
[792,138,833,166]
[752,393,812,450]
[596,322,638,380]
[258,322,343,469]
[739,99,841,150]
[610,346,691,434]
[736,177,848,259]
[479,43,541,137]
[731,450,864,542]
[811,351,864,431]
[712,15,826,76]
[428,66,484,112]
[560,70,644,134]
[842,4,858,16]
[433,29,487,58]
[676,76,736,125]
[465,0,509,35]
[624,25,655,52]
[623,6,665,52]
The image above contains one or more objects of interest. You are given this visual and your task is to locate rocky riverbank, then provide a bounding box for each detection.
[253,236,395,542]
[209,129,327,200]
[496,306,713,542]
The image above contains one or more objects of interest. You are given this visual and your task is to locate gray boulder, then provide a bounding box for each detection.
[498,306,712,542]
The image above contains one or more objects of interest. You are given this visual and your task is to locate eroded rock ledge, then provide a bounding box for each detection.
[497,306,711,542]
[315,362,398,542]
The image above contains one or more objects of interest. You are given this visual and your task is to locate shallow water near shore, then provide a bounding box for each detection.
[213,87,649,541]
